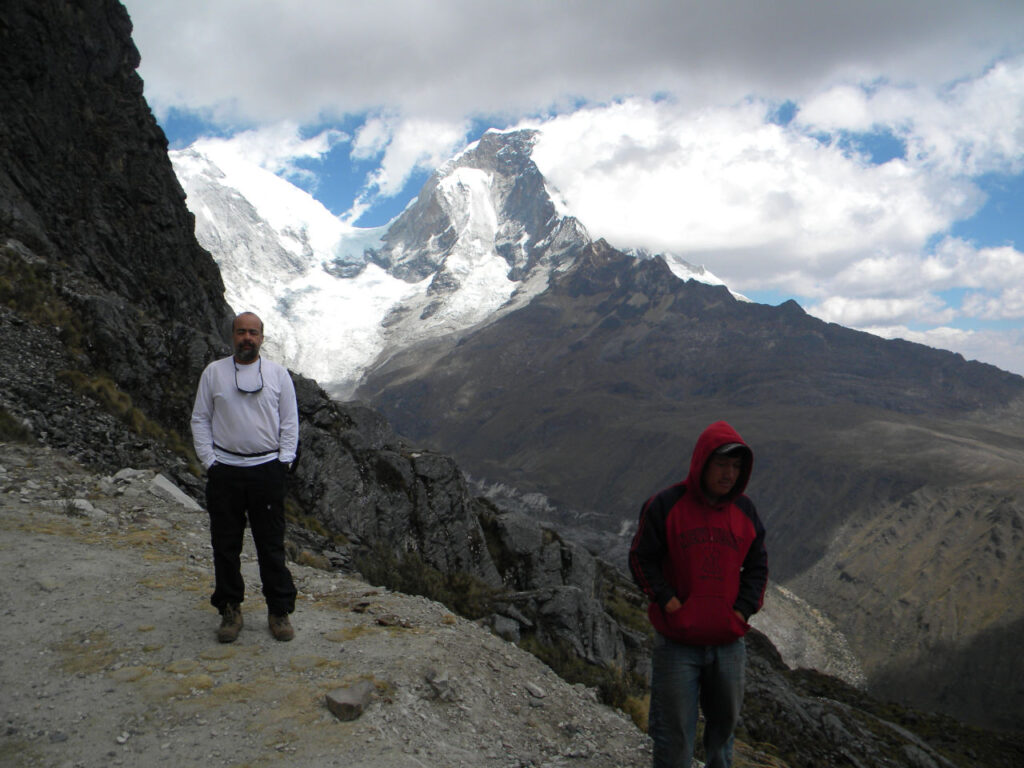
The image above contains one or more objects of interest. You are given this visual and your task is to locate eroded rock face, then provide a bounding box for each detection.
[0,0,232,436]
[287,374,645,675]
[290,374,501,586]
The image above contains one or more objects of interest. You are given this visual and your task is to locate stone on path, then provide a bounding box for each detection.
[325,680,374,722]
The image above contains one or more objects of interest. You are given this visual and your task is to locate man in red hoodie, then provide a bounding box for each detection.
[629,421,768,768]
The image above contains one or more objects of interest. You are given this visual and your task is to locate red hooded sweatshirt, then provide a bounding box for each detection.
[629,421,768,645]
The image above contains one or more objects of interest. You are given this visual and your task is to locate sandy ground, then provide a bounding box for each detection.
[0,442,651,768]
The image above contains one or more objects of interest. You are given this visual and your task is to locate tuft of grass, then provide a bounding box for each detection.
[0,246,85,353]
[54,369,197,469]
[621,692,650,732]
[58,481,82,517]
[286,501,350,549]
[52,629,117,675]
[57,369,134,419]
[517,632,647,722]
[295,550,331,570]
[0,407,34,443]
[354,544,497,620]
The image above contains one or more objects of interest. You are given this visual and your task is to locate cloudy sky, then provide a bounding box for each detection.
[122,0,1024,375]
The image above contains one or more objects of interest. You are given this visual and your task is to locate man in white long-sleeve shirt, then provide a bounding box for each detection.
[191,312,299,643]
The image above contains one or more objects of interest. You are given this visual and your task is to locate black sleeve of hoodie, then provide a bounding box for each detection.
[733,495,769,620]
[628,486,684,609]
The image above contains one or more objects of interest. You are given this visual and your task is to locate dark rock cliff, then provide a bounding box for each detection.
[0,0,230,434]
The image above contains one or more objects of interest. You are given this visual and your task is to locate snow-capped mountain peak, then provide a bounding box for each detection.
[171,128,741,397]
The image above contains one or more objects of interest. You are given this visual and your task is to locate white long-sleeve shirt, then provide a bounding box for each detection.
[190,355,299,469]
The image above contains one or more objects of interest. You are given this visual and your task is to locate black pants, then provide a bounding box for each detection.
[205,460,296,616]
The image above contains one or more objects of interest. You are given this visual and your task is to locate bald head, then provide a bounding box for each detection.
[232,312,264,363]
[233,312,263,333]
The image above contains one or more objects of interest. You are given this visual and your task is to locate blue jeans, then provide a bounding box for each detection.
[648,634,746,768]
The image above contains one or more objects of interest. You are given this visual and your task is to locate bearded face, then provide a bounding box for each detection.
[232,313,263,363]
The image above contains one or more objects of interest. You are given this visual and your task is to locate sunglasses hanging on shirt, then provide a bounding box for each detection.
[234,358,263,394]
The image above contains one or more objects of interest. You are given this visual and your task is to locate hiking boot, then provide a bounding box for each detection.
[268,613,294,642]
[217,604,243,643]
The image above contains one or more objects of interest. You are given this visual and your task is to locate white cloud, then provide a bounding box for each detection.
[352,116,469,198]
[865,324,1024,375]
[187,128,352,253]
[963,287,1024,320]
[351,118,393,160]
[808,238,1024,301]
[807,295,956,328]
[192,123,345,188]
[797,58,1024,176]
[125,1,1024,126]
[932,238,1024,288]
[525,99,973,290]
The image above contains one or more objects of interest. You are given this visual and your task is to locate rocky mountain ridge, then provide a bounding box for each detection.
[368,129,585,284]
[171,126,728,399]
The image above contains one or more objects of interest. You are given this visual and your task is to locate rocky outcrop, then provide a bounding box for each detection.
[289,375,500,585]
[740,632,965,768]
[481,509,647,673]
[286,374,644,676]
